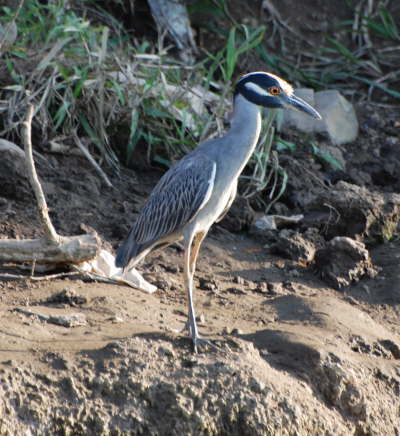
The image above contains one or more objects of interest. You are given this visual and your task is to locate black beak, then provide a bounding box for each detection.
[281,93,322,119]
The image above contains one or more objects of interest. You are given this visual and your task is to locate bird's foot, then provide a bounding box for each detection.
[174,324,220,352]
[191,334,221,354]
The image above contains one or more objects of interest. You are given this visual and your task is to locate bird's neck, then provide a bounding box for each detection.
[227,93,262,156]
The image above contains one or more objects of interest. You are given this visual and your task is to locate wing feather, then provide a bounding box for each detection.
[131,154,216,246]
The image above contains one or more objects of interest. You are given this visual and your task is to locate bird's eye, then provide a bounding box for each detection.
[269,86,281,95]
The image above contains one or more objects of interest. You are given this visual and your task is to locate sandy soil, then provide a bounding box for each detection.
[1,107,400,433]
[1,0,400,431]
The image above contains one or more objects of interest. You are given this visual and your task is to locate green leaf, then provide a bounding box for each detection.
[276,138,296,152]
[126,108,140,164]
[54,100,71,130]
[226,27,237,81]
[350,74,400,99]
[144,106,172,119]
[78,113,100,145]
[110,80,125,105]
[2,84,24,91]
[73,67,89,98]
[310,142,343,170]
[325,36,360,64]
[153,154,171,168]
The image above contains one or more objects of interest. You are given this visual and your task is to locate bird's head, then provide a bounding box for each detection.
[235,72,321,119]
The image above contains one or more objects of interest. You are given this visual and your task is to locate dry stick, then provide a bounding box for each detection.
[0,105,99,264]
[0,271,78,281]
[22,104,60,244]
[73,132,113,188]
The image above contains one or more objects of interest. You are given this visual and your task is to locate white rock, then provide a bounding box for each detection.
[315,90,358,145]
[254,214,304,231]
[283,88,358,145]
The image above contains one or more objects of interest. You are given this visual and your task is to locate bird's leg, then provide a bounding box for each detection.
[183,231,219,353]
[183,232,204,343]
[180,231,220,352]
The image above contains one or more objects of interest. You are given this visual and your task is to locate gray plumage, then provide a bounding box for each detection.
[116,72,321,352]
[115,153,216,267]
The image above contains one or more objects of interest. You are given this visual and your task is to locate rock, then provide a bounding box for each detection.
[231,327,243,335]
[198,277,218,292]
[251,214,304,231]
[267,282,284,295]
[269,229,319,262]
[233,275,245,285]
[46,288,87,306]
[378,339,400,359]
[196,313,206,324]
[314,90,359,145]
[315,236,378,289]
[48,313,87,327]
[254,282,269,294]
[303,181,400,243]
[316,358,367,419]
[225,287,246,295]
[282,89,359,145]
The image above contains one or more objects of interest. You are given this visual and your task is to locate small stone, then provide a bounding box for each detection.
[196,313,206,324]
[378,339,400,359]
[225,287,246,295]
[46,288,87,306]
[267,282,283,295]
[315,236,378,289]
[152,279,168,291]
[231,328,243,336]
[222,326,232,335]
[233,276,245,285]
[198,277,218,291]
[254,282,268,294]
[109,315,124,323]
[48,313,87,327]
[283,281,296,292]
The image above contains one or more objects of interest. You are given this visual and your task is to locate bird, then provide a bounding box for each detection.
[115,71,321,352]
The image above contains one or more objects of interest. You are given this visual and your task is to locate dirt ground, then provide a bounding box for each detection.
[1,0,400,434]
[1,99,400,435]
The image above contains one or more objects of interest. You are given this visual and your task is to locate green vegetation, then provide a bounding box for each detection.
[0,0,398,210]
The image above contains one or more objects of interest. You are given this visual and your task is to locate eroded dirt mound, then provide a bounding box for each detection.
[1,308,399,436]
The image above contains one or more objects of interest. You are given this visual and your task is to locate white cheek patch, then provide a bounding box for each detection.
[244,81,271,97]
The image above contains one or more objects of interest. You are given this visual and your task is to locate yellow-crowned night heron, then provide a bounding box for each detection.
[116,72,321,352]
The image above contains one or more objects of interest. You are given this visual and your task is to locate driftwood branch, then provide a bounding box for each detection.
[22,104,59,243]
[0,104,100,265]
[0,234,99,264]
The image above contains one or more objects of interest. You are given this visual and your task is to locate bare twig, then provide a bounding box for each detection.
[73,132,113,187]
[22,104,60,243]
[0,267,153,294]
[0,271,77,281]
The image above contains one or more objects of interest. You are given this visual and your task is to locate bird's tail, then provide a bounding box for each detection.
[115,231,143,269]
